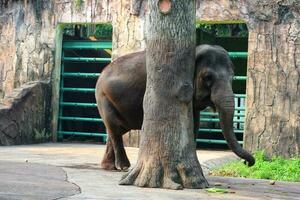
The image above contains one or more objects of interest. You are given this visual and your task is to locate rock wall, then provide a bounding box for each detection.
[0,1,55,145]
[0,0,55,99]
[241,1,300,158]
[0,81,51,145]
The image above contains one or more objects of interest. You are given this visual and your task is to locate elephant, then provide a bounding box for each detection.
[95,44,255,170]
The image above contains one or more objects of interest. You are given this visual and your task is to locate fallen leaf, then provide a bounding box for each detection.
[269,180,276,185]
[205,187,235,194]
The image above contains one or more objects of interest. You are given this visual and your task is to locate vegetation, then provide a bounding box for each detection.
[63,24,113,40]
[94,24,113,39]
[196,22,248,37]
[33,128,51,142]
[75,0,84,10]
[211,151,300,182]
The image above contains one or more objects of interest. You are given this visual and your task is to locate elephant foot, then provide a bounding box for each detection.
[100,160,118,171]
[115,156,131,171]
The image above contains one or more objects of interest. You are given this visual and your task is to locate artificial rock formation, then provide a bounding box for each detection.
[242,1,300,158]
[0,81,51,145]
[0,1,54,99]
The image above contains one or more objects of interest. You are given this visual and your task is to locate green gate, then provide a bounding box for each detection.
[57,40,112,141]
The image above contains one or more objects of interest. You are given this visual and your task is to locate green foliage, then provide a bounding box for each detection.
[94,24,113,39]
[196,23,248,37]
[211,151,300,182]
[63,24,75,37]
[196,23,213,33]
[62,24,112,39]
[34,128,50,142]
[75,0,84,10]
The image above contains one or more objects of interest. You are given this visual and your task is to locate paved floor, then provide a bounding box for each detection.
[0,143,299,200]
[0,161,80,200]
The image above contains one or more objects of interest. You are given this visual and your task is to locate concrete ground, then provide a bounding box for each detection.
[0,161,80,200]
[0,143,299,200]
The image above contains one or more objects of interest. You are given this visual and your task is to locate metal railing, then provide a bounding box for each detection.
[58,41,112,141]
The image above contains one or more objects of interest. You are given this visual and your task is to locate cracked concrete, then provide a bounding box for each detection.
[0,161,80,200]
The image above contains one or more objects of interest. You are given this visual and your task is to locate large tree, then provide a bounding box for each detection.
[119,0,208,189]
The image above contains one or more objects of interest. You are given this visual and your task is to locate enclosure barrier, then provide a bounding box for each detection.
[57,40,247,146]
[57,41,112,141]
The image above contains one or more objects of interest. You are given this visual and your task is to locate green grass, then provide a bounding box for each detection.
[211,151,300,182]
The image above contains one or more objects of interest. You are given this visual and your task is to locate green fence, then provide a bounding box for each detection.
[57,41,112,141]
[57,40,247,145]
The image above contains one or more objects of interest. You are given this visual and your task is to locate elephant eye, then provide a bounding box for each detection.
[203,74,214,88]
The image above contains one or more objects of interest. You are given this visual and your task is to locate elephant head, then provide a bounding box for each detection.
[194,45,255,166]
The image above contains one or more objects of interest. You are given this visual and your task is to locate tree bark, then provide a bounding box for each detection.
[119,0,208,189]
[131,0,143,15]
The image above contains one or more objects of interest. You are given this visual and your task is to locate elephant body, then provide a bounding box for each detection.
[96,45,255,170]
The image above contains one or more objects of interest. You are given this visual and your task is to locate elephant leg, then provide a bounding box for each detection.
[98,97,130,171]
[110,129,130,170]
[100,136,117,170]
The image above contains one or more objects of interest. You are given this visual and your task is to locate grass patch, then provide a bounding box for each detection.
[211,151,300,182]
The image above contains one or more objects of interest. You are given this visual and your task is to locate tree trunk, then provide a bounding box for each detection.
[119,0,208,189]
[244,1,300,158]
[131,0,143,15]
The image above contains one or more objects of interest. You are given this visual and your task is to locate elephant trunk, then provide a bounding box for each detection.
[211,81,255,166]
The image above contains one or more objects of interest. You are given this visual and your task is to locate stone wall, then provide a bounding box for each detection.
[0,1,55,145]
[242,1,300,158]
[0,1,55,99]
[0,81,51,145]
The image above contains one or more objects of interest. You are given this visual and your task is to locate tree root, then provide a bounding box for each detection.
[119,158,209,190]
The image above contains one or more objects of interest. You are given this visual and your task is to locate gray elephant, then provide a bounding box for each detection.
[95,44,255,170]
